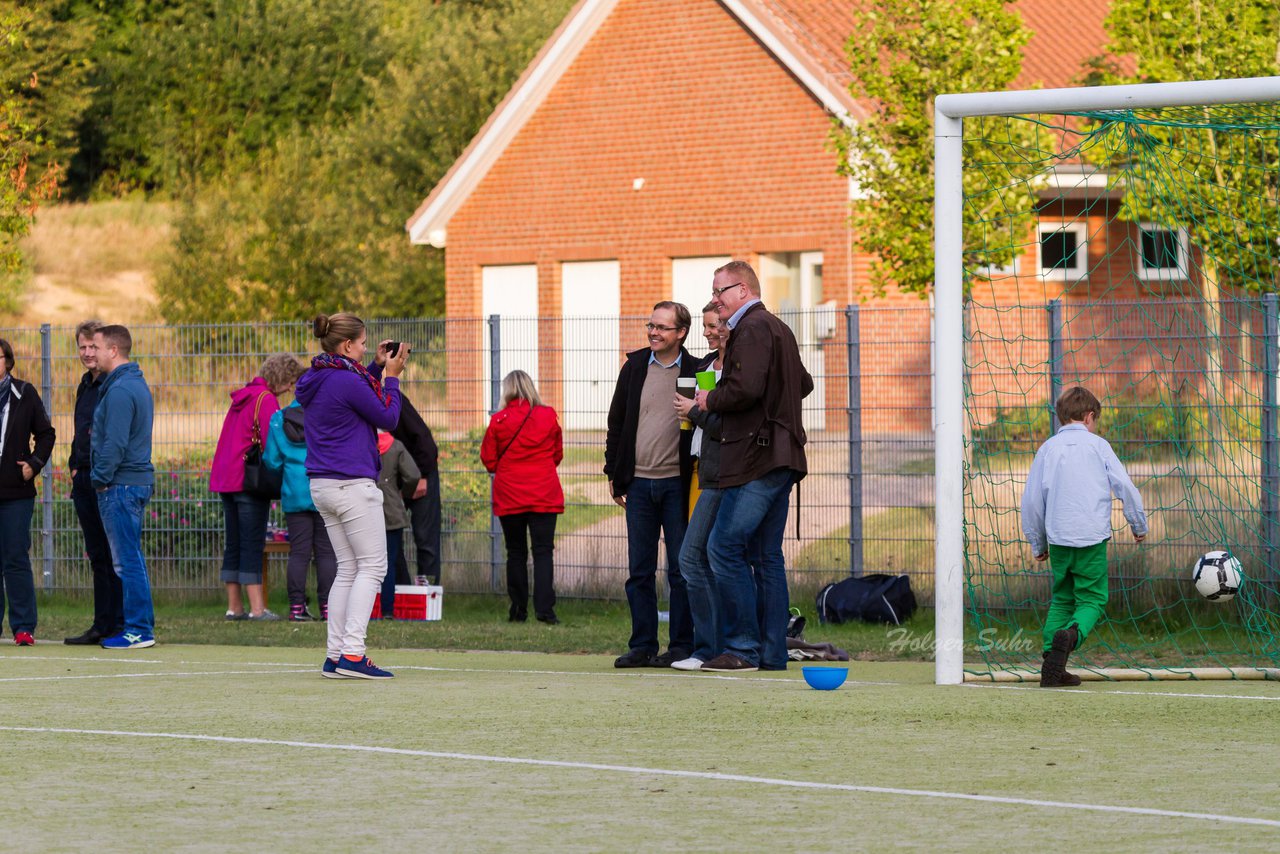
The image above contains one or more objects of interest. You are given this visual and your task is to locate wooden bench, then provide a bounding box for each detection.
[261,540,291,600]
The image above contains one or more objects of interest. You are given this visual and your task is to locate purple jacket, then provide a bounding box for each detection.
[209,377,280,493]
[294,362,401,481]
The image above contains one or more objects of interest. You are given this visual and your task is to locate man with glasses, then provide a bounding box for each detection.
[605,301,698,668]
[695,261,813,672]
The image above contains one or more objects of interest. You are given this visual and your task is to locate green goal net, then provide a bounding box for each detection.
[960,99,1280,680]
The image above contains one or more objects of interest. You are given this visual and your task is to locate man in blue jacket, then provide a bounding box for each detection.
[64,320,124,645]
[90,325,157,650]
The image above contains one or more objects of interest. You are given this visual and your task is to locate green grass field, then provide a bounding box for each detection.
[5,603,1280,850]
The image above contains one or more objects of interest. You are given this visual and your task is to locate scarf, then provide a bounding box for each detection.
[310,352,390,407]
[377,431,395,454]
[0,374,11,420]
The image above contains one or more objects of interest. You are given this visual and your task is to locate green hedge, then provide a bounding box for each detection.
[970,398,1260,463]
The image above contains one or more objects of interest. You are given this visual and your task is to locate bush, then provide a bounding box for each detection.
[970,395,1258,463]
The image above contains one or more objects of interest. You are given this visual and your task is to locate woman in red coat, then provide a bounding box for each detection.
[480,370,564,624]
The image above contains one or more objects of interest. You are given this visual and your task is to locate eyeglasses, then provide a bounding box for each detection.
[711,282,744,298]
[645,323,678,332]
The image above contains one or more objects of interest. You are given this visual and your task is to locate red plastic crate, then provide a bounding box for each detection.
[371,586,442,621]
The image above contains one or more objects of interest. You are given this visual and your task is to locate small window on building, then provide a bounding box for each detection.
[1038,223,1088,281]
[1138,224,1188,281]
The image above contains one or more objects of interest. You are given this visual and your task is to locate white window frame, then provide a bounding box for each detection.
[1037,221,1089,281]
[1136,222,1190,281]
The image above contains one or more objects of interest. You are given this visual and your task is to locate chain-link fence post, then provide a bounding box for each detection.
[1262,294,1278,570]
[488,314,503,594]
[1047,299,1063,432]
[844,305,862,578]
[39,323,54,589]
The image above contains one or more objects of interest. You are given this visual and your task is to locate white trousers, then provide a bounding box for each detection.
[310,478,386,659]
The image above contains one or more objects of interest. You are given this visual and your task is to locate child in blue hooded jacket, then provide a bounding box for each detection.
[265,401,337,622]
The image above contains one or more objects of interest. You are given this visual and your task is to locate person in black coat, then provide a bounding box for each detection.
[0,338,57,645]
[603,301,698,669]
[365,363,443,588]
[64,321,124,645]
[393,395,443,586]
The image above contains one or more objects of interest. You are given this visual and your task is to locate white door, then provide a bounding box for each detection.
[798,251,826,431]
[561,260,620,430]
[481,265,539,413]
[671,256,731,325]
[760,252,826,430]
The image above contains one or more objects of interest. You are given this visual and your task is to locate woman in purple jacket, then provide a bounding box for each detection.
[295,313,406,680]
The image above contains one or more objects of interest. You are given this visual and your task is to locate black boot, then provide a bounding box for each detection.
[1040,624,1083,688]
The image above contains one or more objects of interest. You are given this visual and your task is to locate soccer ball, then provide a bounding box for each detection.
[1192,551,1243,602]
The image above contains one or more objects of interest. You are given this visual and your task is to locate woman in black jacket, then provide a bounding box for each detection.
[0,338,56,645]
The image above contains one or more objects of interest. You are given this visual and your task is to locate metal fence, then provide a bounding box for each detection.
[965,295,1280,611]
[8,307,940,603]
[18,298,1272,609]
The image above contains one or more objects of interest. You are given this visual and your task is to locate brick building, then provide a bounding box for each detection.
[407,0,1179,431]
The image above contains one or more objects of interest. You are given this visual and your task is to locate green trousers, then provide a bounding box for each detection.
[1042,541,1109,653]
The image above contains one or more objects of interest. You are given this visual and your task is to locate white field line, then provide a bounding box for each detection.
[1,725,1277,830]
[0,655,166,664]
[6,655,1280,699]
[0,654,894,686]
[963,683,1280,702]
[0,669,313,683]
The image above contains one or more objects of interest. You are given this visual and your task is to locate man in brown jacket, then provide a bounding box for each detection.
[695,260,812,672]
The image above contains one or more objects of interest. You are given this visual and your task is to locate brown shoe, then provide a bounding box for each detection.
[701,653,758,673]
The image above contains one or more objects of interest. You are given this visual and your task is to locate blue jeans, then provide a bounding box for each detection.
[624,476,693,655]
[97,484,155,636]
[381,528,403,616]
[220,492,269,585]
[0,497,38,635]
[708,468,794,668]
[679,487,722,663]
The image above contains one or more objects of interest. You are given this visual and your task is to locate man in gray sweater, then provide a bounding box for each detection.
[604,301,697,668]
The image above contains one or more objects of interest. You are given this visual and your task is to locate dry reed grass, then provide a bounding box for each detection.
[6,201,173,325]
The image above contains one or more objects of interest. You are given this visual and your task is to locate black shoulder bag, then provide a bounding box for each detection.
[242,392,283,500]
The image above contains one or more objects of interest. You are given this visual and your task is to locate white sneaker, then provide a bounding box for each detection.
[671,657,703,671]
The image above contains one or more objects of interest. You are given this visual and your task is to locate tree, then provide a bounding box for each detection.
[156,0,574,322]
[0,7,62,289]
[831,0,1040,299]
[0,1,94,188]
[1092,0,1280,294]
[1091,0,1280,397]
[93,0,391,192]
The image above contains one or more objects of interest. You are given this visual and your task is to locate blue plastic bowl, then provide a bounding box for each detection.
[802,666,849,690]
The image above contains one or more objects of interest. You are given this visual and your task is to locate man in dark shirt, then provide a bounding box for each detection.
[393,394,443,586]
[366,359,443,587]
[64,320,123,645]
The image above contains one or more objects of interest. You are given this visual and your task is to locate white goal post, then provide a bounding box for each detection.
[932,75,1280,686]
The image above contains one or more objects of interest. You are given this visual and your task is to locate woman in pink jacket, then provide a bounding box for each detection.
[209,354,305,620]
